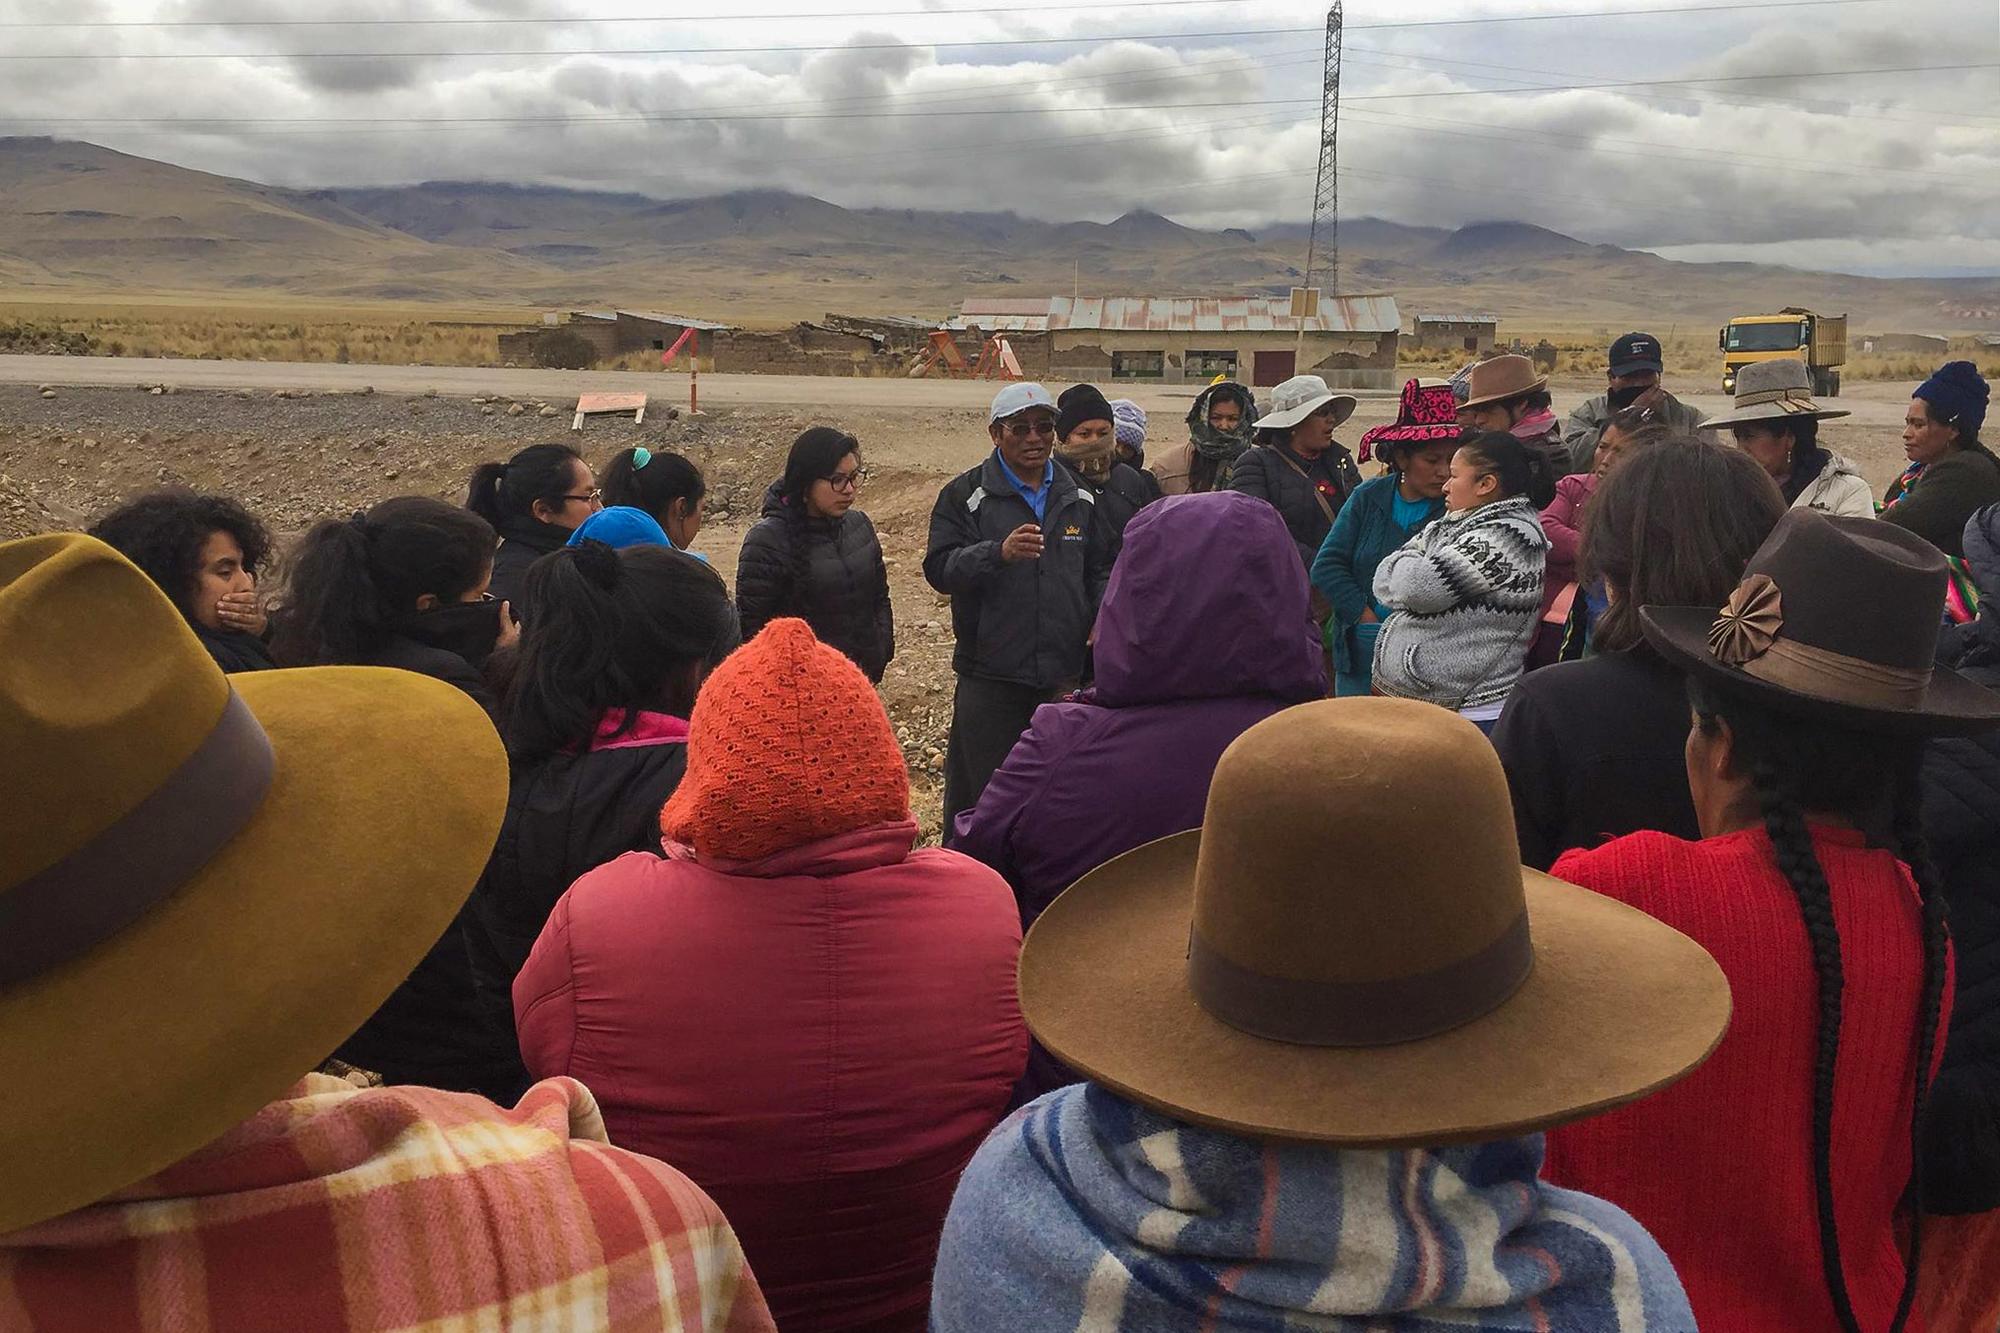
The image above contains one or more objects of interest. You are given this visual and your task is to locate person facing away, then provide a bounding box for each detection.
[465,441,602,607]
[736,426,894,682]
[1311,378,1456,697]
[462,540,737,1075]
[87,489,276,672]
[0,532,772,1333]
[1562,330,1706,472]
[1541,509,1997,1333]
[1372,430,1555,731]
[1148,379,1257,495]
[1495,438,1785,871]
[516,618,1025,1333]
[1052,383,1159,563]
[1527,407,1672,670]
[924,382,1114,830]
[271,497,524,1099]
[1883,360,2000,561]
[932,698,1729,1332]
[1227,373,1363,573]
[599,444,710,557]
[952,489,1325,1101]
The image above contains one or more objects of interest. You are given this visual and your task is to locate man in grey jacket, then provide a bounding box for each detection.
[1562,332,1704,471]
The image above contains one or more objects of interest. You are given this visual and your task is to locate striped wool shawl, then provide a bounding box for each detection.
[931,1083,1694,1332]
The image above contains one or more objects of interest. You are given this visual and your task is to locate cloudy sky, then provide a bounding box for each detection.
[5,0,1998,275]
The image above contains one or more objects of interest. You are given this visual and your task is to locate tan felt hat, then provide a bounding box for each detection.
[1020,697,1731,1147]
[1697,359,1851,431]
[1459,353,1550,410]
[0,534,508,1233]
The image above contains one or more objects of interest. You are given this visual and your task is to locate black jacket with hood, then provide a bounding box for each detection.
[924,451,1114,689]
[487,516,571,610]
[736,480,895,681]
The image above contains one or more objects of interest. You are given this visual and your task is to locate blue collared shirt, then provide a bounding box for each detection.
[994,451,1056,522]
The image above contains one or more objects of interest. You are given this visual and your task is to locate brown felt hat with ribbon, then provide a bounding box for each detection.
[0,534,508,1234]
[1458,353,1549,410]
[1642,509,2000,737]
[1019,697,1731,1146]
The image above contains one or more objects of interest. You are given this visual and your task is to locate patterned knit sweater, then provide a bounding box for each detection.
[1371,496,1550,709]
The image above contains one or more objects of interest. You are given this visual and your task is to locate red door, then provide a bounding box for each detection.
[1252,350,1295,387]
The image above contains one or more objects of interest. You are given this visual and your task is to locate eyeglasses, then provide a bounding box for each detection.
[560,488,603,507]
[1002,417,1056,439]
[824,468,862,492]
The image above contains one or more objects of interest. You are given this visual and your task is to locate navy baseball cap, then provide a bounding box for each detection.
[1609,332,1663,377]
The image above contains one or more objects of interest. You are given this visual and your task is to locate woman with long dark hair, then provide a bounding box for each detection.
[271,497,510,718]
[1495,438,1785,869]
[599,445,708,555]
[465,442,600,606]
[735,426,893,681]
[464,539,736,1047]
[87,490,276,672]
[1542,510,2000,1332]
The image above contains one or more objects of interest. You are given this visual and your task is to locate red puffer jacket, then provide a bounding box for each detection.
[514,818,1025,1333]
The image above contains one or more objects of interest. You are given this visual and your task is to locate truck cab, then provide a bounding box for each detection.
[1719,308,1846,396]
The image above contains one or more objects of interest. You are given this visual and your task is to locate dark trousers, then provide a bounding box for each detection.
[942,675,1059,835]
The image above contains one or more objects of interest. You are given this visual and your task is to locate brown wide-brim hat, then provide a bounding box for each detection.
[1641,509,2000,738]
[0,535,507,1233]
[1459,353,1550,410]
[1021,710,1730,1147]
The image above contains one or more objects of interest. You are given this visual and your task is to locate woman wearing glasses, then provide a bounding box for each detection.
[737,426,895,682]
[465,441,603,608]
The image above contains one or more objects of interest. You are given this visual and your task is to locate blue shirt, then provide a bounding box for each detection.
[995,451,1056,523]
[1390,489,1432,531]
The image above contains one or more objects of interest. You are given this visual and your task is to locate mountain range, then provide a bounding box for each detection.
[3,137,1995,331]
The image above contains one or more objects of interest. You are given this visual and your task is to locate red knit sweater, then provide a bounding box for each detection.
[1544,825,1950,1333]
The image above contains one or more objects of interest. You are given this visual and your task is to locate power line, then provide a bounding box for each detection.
[0,0,1878,28]
[0,26,1323,59]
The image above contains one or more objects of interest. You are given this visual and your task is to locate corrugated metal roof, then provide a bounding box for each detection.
[615,309,736,331]
[951,294,1400,334]
[1413,313,1499,325]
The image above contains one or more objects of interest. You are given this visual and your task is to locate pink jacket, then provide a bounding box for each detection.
[514,819,1026,1333]
[1538,471,1598,618]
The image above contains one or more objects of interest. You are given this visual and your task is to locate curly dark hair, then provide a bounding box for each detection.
[87,490,274,621]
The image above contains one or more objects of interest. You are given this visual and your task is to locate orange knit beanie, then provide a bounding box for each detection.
[661,617,910,861]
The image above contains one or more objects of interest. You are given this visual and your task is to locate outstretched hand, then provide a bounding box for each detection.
[1001,524,1045,563]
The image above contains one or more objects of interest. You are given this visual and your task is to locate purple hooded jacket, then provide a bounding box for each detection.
[950,490,1327,931]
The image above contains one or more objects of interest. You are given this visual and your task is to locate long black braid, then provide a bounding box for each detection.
[1746,752,1863,1333]
[1887,760,1951,1333]
[1692,677,1937,1333]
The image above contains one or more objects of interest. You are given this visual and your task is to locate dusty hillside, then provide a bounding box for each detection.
[4,138,1997,331]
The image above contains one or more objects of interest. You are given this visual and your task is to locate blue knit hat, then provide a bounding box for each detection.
[1915,361,1989,438]
[566,506,671,550]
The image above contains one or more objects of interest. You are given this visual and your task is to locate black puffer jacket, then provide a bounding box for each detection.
[1921,654,2000,1214]
[331,601,514,1099]
[1227,439,1363,569]
[487,516,571,610]
[924,452,1114,689]
[463,720,691,1048]
[1066,462,1160,564]
[736,481,895,682]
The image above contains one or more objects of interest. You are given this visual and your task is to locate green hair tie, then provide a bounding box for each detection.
[632,447,652,470]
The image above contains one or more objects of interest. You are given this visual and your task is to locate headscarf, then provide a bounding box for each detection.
[1186,381,1258,466]
[1110,399,1148,465]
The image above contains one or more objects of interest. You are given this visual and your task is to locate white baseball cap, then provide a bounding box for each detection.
[989,381,1058,425]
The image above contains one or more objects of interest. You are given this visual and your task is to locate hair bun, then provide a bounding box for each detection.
[569,537,623,590]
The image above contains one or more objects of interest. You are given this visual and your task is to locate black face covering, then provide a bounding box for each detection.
[1607,383,1651,412]
[395,599,505,669]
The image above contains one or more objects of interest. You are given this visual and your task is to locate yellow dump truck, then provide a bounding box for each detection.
[1718,307,1847,396]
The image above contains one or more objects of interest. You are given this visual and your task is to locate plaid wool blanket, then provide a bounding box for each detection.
[931,1083,1695,1331]
[0,1074,774,1332]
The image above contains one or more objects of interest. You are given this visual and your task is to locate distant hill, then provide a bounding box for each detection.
[3,137,1997,331]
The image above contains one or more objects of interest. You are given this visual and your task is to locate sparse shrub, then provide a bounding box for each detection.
[532,329,600,370]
